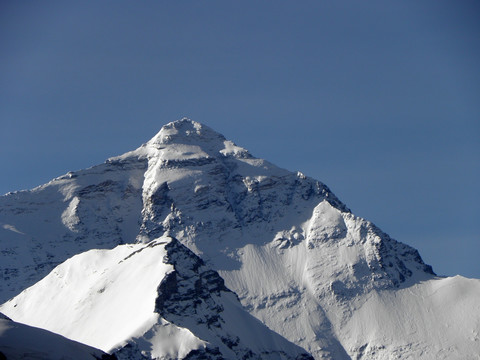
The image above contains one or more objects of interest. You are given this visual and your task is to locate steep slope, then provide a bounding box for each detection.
[0,118,479,359]
[0,313,113,360]
[0,237,312,360]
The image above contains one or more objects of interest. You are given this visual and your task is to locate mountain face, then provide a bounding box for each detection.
[0,118,479,359]
[1,237,312,360]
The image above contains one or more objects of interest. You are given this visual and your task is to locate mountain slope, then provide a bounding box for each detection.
[0,153,146,302]
[0,118,479,359]
[0,237,312,360]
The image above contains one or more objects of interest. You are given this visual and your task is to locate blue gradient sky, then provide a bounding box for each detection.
[1,1,479,278]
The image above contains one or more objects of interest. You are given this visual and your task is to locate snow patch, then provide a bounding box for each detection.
[220,140,250,158]
[61,196,81,232]
[146,320,206,360]
[1,224,24,235]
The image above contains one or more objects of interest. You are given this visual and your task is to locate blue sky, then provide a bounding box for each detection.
[1,1,479,278]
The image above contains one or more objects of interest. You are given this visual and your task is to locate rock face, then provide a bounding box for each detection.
[0,119,479,359]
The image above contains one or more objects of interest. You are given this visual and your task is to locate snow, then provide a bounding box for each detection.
[1,239,172,352]
[1,236,311,359]
[144,320,206,360]
[1,224,24,235]
[0,153,147,302]
[338,276,480,359]
[61,196,80,231]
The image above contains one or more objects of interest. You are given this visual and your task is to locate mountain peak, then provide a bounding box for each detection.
[108,118,254,164]
[148,118,224,147]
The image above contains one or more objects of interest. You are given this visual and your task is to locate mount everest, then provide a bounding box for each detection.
[0,119,479,359]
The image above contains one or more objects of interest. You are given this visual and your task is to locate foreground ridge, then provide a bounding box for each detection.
[1,237,313,359]
[0,312,114,360]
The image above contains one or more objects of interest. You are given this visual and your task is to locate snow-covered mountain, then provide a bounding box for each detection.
[1,237,311,359]
[1,118,479,359]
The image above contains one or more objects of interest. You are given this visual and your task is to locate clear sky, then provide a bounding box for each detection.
[1,1,479,278]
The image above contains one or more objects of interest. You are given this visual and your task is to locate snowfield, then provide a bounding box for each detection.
[0,119,479,359]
